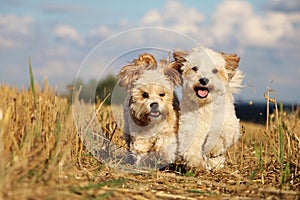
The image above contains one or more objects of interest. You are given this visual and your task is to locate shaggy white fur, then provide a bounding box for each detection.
[174,47,244,170]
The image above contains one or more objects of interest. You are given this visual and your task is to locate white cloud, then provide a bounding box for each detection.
[141,1,204,36]
[211,0,300,49]
[164,1,204,24]
[0,14,33,34]
[53,24,84,46]
[142,10,162,25]
[238,12,293,48]
[211,1,253,44]
[89,25,113,39]
[0,14,34,48]
[139,0,300,50]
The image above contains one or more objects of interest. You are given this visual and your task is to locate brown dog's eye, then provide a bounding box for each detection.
[212,68,218,74]
[159,93,165,97]
[192,66,198,72]
[142,92,149,98]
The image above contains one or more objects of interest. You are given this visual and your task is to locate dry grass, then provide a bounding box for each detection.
[0,81,299,200]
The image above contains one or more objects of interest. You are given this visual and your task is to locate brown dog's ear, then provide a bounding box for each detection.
[163,63,182,86]
[133,53,157,70]
[117,53,157,88]
[117,64,144,88]
[220,52,240,80]
[172,50,189,73]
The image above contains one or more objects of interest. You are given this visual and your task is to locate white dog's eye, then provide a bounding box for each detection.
[159,93,165,97]
[212,68,218,74]
[142,92,149,98]
[192,66,198,72]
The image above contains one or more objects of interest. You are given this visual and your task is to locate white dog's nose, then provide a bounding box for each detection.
[199,77,209,85]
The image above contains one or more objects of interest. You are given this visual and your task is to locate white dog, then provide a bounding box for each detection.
[117,53,181,168]
[172,47,244,170]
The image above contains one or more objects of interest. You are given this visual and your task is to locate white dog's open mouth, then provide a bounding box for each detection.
[194,86,209,99]
[149,111,161,118]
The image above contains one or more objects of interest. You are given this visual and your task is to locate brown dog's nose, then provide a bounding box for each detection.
[150,102,159,111]
[199,77,209,85]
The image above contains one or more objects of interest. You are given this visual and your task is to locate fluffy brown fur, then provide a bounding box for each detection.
[117,53,181,168]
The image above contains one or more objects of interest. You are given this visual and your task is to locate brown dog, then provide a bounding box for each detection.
[118,53,181,168]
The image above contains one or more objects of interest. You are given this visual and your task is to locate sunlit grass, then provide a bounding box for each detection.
[249,142,264,183]
[0,66,299,199]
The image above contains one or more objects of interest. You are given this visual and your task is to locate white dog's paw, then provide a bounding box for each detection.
[184,153,206,168]
[204,154,226,170]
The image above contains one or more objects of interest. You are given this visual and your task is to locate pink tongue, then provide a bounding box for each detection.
[198,90,208,98]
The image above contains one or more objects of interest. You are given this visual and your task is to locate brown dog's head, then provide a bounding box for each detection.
[118,53,181,126]
[117,53,157,89]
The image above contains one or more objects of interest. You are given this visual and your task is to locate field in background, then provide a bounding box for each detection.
[0,82,299,200]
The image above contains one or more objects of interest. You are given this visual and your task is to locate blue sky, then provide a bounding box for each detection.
[1,0,300,103]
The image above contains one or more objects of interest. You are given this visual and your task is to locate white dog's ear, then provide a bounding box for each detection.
[171,50,189,73]
[220,52,240,80]
[117,53,157,88]
[163,63,182,86]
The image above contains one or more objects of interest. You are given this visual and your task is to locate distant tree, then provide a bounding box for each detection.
[67,75,126,105]
[96,74,126,105]
[69,78,98,103]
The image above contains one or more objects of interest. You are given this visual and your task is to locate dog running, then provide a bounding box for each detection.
[117,53,181,168]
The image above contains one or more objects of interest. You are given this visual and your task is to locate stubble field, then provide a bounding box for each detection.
[0,81,299,200]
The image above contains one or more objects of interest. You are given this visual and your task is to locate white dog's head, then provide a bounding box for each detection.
[118,53,181,126]
[172,47,244,106]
